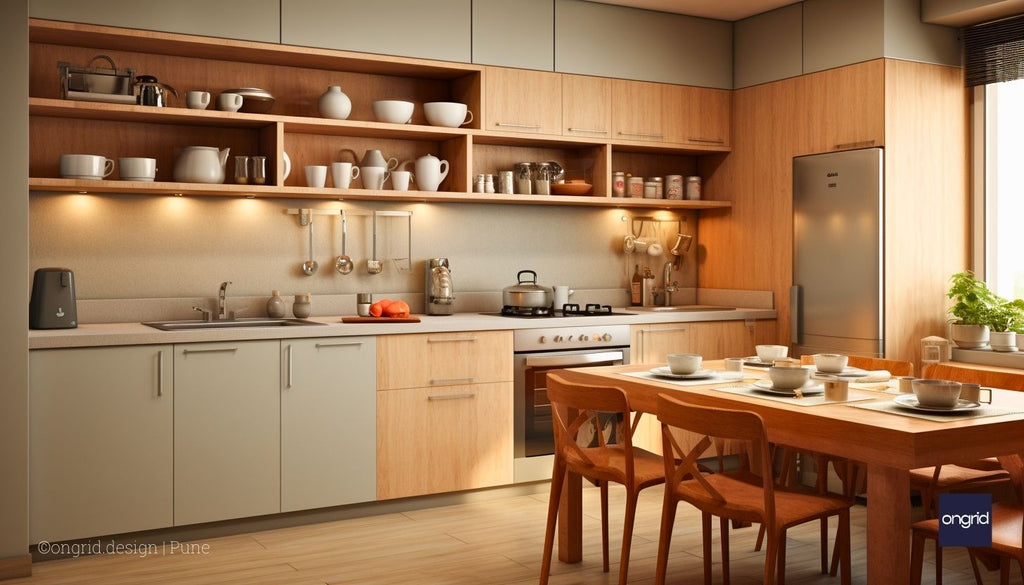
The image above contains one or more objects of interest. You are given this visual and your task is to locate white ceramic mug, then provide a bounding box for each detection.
[553,285,574,309]
[724,357,745,372]
[390,170,412,191]
[305,165,328,188]
[360,166,390,190]
[331,162,359,189]
[60,154,114,179]
[118,157,157,181]
[186,91,210,110]
[217,92,243,112]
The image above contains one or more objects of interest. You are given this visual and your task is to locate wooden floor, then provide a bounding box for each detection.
[9,484,1017,585]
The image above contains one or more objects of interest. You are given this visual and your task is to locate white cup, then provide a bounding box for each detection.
[217,92,243,112]
[186,91,210,110]
[60,154,114,179]
[331,162,360,189]
[391,170,412,191]
[360,166,390,190]
[118,157,157,181]
[304,165,328,188]
[553,285,574,309]
[724,357,744,372]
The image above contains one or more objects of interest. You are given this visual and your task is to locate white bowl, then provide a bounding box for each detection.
[756,344,789,362]
[372,100,414,124]
[768,366,810,390]
[667,353,702,375]
[813,353,849,373]
[423,101,471,127]
[912,379,962,408]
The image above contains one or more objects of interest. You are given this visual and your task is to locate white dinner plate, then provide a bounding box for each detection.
[649,367,716,380]
[815,366,868,377]
[752,379,824,396]
[892,393,981,413]
[742,356,775,368]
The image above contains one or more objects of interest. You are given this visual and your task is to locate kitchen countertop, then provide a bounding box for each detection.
[28,307,776,349]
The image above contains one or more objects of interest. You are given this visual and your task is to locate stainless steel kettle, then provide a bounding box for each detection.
[135,75,178,107]
[425,258,454,315]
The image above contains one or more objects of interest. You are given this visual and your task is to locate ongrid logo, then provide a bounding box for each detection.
[938,493,992,547]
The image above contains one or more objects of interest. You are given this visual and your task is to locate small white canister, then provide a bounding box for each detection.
[626,176,644,198]
[684,176,702,200]
[665,175,683,200]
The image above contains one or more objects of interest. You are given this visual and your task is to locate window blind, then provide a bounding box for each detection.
[965,15,1024,87]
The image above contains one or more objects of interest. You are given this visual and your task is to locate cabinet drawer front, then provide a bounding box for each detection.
[377,382,513,499]
[377,330,512,390]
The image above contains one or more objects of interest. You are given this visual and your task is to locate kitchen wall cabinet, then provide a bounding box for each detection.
[472,0,554,71]
[29,0,280,43]
[174,340,280,526]
[794,61,885,155]
[376,330,513,499]
[611,79,664,144]
[281,0,471,63]
[281,337,376,513]
[562,74,612,139]
[27,18,732,211]
[29,345,173,544]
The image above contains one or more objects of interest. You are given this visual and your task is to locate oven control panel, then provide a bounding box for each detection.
[513,324,630,352]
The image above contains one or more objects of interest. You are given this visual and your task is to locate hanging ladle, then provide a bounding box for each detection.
[301,211,318,276]
[367,211,383,274]
[335,209,353,274]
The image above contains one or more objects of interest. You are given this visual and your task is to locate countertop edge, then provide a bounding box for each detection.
[28,308,777,349]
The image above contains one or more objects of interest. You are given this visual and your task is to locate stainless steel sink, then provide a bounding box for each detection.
[142,318,326,331]
[630,305,737,312]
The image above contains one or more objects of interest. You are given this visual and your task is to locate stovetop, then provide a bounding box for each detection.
[484,304,635,319]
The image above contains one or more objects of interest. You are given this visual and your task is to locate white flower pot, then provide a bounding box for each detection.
[990,330,1018,352]
[949,324,990,349]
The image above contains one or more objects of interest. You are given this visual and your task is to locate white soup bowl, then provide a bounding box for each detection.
[912,379,962,408]
[667,353,702,375]
[372,100,414,124]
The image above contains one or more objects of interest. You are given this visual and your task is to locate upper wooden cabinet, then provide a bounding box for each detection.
[483,67,562,136]
[795,60,885,155]
[663,85,732,148]
[562,74,611,139]
[611,79,664,143]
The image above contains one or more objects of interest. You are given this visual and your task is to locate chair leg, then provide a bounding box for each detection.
[763,527,779,585]
[967,550,985,585]
[838,510,851,585]
[720,516,731,585]
[600,480,609,573]
[910,528,927,585]
[777,528,787,585]
[935,540,943,585]
[702,512,713,585]
[539,458,567,585]
[654,497,678,585]
[1000,557,1010,585]
[815,455,830,575]
[754,523,766,551]
[617,490,640,585]
[819,517,829,574]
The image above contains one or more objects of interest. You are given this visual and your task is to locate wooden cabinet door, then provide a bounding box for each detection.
[661,85,731,148]
[29,346,173,543]
[483,67,562,135]
[377,330,513,390]
[377,382,513,499]
[562,74,612,139]
[611,79,664,143]
[630,323,691,364]
[281,337,376,513]
[797,60,885,154]
[174,340,280,526]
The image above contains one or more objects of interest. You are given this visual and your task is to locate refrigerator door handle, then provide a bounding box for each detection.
[790,285,801,345]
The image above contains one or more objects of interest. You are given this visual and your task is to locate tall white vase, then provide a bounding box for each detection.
[318,86,351,120]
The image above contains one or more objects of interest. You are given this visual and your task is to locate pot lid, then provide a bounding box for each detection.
[504,270,552,293]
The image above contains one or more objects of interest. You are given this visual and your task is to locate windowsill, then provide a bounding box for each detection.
[951,347,1024,370]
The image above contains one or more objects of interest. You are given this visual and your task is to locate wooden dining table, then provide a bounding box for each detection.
[552,361,1024,583]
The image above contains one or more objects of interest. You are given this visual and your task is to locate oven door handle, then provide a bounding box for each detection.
[524,350,624,368]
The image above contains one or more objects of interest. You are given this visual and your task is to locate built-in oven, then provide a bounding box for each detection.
[512,324,631,482]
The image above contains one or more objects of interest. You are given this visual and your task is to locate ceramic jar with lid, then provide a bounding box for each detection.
[266,290,286,318]
[293,293,312,318]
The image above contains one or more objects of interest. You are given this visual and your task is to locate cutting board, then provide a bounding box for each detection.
[341,317,421,323]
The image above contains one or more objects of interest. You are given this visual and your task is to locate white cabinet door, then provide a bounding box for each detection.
[29,0,280,43]
[281,337,376,512]
[174,340,280,526]
[30,345,173,543]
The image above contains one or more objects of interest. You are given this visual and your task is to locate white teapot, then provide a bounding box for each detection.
[414,154,449,192]
[173,146,230,183]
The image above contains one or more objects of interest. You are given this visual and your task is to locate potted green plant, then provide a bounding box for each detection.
[946,271,998,348]
[988,298,1024,351]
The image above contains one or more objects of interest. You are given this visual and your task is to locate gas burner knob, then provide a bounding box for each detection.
[567,335,575,342]
[580,336,591,344]
[553,335,564,342]
[601,333,612,342]
[538,335,547,344]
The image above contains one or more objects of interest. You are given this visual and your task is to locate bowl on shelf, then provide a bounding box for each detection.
[225,88,275,113]
[550,180,592,196]
[372,100,414,124]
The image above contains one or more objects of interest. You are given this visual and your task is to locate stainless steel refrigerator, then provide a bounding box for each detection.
[791,147,884,357]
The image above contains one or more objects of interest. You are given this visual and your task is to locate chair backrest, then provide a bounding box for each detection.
[656,393,774,518]
[800,354,915,376]
[546,372,637,482]
[921,363,1024,391]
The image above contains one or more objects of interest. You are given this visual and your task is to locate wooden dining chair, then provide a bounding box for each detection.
[654,393,853,585]
[911,453,1024,585]
[539,373,666,585]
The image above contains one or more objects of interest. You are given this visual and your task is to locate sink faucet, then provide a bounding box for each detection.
[662,262,678,307]
[218,281,232,320]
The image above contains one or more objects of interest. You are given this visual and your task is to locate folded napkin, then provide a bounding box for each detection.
[854,370,891,383]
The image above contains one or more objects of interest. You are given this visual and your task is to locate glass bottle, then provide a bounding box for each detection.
[630,264,642,306]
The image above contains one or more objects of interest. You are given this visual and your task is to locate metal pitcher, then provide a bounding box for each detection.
[135,75,178,107]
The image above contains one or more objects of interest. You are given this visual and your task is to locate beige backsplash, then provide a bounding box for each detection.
[30,192,701,321]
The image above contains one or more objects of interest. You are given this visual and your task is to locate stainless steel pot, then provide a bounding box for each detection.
[503,270,552,308]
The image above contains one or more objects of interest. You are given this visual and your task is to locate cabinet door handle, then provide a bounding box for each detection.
[428,393,476,401]
[430,377,475,385]
[654,327,689,334]
[567,127,609,135]
[315,341,363,349]
[286,344,293,389]
[835,140,876,150]
[617,131,664,139]
[181,347,238,355]
[495,122,542,130]
[688,136,725,144]
[157,350,164,397]
[427,337,477,344]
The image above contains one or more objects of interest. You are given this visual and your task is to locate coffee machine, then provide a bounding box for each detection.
[425,258,454,315]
